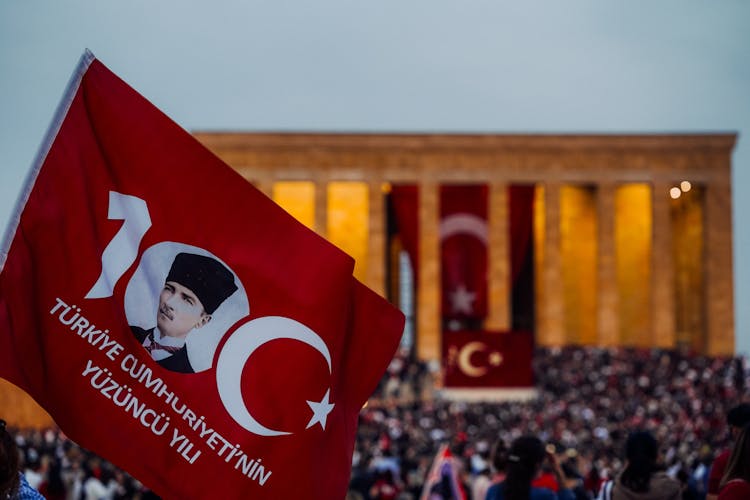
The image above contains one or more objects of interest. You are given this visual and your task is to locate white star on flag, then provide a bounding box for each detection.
[450,284,476,314]
[306,389,335,430]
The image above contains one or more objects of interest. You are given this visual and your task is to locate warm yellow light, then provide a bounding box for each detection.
[328,182,369,282]
[381,182,392,194]
[615,183,652,345]
[272,181,315,229]
[681,181,692,192]
[670,187,682,199]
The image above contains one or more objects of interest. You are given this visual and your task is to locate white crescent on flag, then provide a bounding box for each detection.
[439,213,488,244]
[215,316,334,436]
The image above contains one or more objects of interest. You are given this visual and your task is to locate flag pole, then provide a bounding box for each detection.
[0,49,96,270]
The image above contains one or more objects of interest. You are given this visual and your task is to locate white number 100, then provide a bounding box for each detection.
[85,191,151,299]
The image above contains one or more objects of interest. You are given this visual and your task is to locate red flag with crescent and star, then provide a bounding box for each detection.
[0,51,404,499]
[442,331,534,388]
[440,185,488,327]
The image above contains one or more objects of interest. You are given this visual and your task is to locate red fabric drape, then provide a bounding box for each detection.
[442,330,534,388]
[390,185,419,278]
[390,184,534,320]
[509,185,535,285]
[440,185,488,322]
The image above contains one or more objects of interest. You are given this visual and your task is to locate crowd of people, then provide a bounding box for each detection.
[0,345,748,499]
[352,346,748,499]
[0,422,157,500]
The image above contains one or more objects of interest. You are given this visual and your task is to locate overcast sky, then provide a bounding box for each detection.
[1,0,748,352]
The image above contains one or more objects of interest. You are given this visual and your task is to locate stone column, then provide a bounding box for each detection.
[597,183,619,346]
[705,177,734,355]
[314,181,328,239]
[486,182,510,330]
[417,181,441,361]
[651,182,676,348]
[367,181,386,297]
[538,183,565,346]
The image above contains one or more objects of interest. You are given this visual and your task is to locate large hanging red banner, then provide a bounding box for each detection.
[440,185,488,324]
[0,51,404,499]
[442,331,534,388]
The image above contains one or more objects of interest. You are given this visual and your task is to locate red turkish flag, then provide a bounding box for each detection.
[419,445,467,500]
[0,51,403,499]
[442,331,534,388]
[440,185,488,323]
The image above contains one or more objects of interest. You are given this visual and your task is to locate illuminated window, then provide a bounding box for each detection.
[615,183,652,345]
[272,182,315,230]
[328,182,369,282]
[560,185,598,345]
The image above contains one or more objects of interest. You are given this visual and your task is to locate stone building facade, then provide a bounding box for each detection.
[195,132,736,360]
[1,132,736,427]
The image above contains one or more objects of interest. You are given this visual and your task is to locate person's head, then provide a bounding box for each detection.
[722,423,750,487]
[0,420,20,498]
[620,430,659,493]
[727,403,750,438]
[377,469,394,483]
[157,253,237,339]
[504,435,546,500]
[44,458,66,496]
[491,438,508,474]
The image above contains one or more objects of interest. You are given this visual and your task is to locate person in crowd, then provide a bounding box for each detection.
[21,453,43,491]
[38,458,67,500]
[2,346,747,499]
[533,447,561,493]
[559,456,589,500]
[707,403,750,500]
[0,419,20,498]
[369,469,402,500]
[717,423,750,499]
[80,457,123,500]
[0,419,45,500]
[473,466,494,500]
[470,441,499,500]
[485,435,575,500]
[597,430,680,500]
[490,439,509,486]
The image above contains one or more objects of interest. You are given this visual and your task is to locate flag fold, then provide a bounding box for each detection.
[0,50,404,499]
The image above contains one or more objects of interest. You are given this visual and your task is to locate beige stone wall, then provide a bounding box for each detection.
[1,133,737,428]
[187,133,741,358]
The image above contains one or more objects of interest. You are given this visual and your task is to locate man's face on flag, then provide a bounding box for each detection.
[157,280,210,338]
